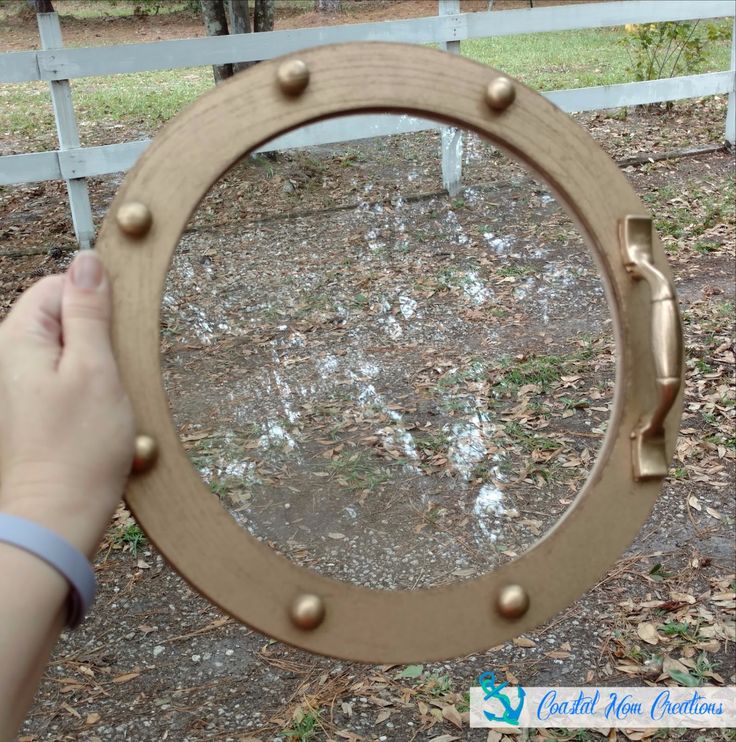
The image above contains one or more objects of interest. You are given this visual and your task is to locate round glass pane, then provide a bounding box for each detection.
[161,114,614,589]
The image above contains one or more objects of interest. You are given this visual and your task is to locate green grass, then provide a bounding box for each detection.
[436,359,486,389]
[496,264,535,278]
[494,353,567,392]
[415,428,450,454]
[504,420,560,453]
[280,709,322,741]
[327,450,391,492]
[660,621,695,639]
[74,69,211,129]
[462,22,732,91]
[652,179,736,245]
[113,522,146,555]
[1,68,213,151]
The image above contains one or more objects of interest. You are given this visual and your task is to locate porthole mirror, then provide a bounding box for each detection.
[98,43,683,663]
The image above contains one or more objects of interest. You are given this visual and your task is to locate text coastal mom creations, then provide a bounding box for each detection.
[537,689,725,722]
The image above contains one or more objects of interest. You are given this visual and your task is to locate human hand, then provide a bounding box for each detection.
[0,252,135,556]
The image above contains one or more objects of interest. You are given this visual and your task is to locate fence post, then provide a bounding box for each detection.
[726,16,735,147]
[438,0,463,196]
[37,12,95,250]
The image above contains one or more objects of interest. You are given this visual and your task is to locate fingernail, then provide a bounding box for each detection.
[70,252,104,290]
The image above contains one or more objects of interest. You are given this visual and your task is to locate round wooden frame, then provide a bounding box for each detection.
[96,42,683,663]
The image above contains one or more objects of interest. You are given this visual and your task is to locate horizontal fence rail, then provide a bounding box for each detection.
[1,0,734,246]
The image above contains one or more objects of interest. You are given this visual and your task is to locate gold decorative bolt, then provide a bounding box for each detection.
[277,59,310,96]
[485,76,516,112]
[132,434,158,474]
[290,593,325,630]
[116,202,152,238]
[496,584,530,619]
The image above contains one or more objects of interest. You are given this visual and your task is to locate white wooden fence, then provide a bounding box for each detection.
[1,0,734,247]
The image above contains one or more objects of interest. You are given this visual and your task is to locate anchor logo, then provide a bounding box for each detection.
[478,671,526,726]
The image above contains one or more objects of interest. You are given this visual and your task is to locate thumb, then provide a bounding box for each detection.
[61,251,114,364]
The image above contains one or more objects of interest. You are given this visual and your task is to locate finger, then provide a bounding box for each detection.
[1,275,65,367]
[60,251,115,367]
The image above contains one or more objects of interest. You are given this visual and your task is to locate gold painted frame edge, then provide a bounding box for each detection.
[96,42,683,663]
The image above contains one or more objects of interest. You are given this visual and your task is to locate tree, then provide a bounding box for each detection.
[253,0,274,33]
[226,0,252,74]
[200,0,234,83]
[28,0,55,11]
[200,0,274,82]
[315,0,341,12]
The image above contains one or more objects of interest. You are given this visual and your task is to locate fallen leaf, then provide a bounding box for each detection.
[695,639,720,652]
[398,664,424,678]
[668,668,700,687]
[670,591,696,604]
[513,637,536,648]
[637,621,660,645]
[369,696,392,708]
[112,672,140,684]
[60,703,80,719]
[616,663,645,675]
[59,684,83,693]
[451,567,476,577]
[442,704,463,729]
[620,732,653,741]
[545,650,571,659]
[375,709,392,724]
[85,713,100,725]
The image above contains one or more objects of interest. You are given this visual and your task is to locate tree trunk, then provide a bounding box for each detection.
[253,0,274,33]
[226,0,251,34]
[201,0,233,83]
[29,0,55,11]
[226,0,254,74]
[314,0,341,12]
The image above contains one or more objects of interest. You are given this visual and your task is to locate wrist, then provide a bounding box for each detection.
[0,484,117,558]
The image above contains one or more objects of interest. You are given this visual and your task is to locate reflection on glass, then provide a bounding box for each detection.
[161,116,614,589]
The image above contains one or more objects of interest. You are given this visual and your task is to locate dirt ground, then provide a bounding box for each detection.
[1,4,735,742]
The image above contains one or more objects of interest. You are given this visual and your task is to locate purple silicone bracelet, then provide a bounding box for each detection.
[0,513,96,629]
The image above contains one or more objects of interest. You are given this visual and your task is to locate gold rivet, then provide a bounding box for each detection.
[496,584,529,619]
[277,59,310,96]
[116,202,152,238]
[132,434,158,474]
[485,76,516,112]
[290,593,325,630]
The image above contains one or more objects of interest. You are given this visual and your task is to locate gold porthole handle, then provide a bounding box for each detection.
[621,216,683,481]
